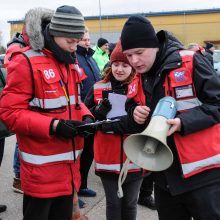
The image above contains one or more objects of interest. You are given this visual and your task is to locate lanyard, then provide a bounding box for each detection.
[59,79,69,102]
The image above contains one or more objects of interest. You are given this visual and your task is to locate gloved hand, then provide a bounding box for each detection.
[76,116,98,137]
[83,116,94,124]
[54,119,85,139]
[93,98,112,120]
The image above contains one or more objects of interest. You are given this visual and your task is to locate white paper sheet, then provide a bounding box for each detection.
[107,93,127,119]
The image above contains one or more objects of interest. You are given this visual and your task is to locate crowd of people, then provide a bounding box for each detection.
[0,4,220,220]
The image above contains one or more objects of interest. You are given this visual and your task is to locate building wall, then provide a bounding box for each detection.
[9,9,220,48]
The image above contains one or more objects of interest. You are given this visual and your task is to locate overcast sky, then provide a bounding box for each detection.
[1,0,220,46]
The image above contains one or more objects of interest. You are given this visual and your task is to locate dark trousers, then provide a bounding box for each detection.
[101,176,143,220]
[80,134,94,189]
[155,182,220,220]
[139,173,153,197]
[0,138,5,166]
[23,194,73,220]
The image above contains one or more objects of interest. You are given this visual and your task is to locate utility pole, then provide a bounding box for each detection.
[98,0,102,37]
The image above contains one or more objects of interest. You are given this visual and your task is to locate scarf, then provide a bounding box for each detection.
[43,25,76,64]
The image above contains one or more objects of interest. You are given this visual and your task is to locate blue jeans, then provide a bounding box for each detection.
[13,143,20,178]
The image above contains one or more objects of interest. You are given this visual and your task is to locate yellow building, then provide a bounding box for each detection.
[8,8,220,48]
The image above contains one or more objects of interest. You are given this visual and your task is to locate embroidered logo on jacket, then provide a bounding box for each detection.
[174,71,186,82]
[128,84,136,95]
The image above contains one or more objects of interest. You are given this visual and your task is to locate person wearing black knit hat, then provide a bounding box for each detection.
[93,37,109,73]
[0,5,94,220]
[97,37,109,48]
[121,15,220,220]
[205,42,215,66]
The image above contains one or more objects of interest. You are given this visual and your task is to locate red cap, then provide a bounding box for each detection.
[110,40,130,65]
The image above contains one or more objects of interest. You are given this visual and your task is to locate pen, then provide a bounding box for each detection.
[59,79,69,102]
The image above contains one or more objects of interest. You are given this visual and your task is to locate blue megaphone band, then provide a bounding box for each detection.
[152,96,177,119]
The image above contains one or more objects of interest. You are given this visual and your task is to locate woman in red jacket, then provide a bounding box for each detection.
[84,40,145,220]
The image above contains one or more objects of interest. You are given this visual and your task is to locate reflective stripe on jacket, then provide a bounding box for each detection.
[93,80,141,173]
[20,149,82,165]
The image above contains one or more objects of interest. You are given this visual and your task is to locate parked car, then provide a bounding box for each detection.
[213,50,220,76]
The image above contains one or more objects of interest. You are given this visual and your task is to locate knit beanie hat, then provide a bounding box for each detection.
[97,38,109,48]
[110,40,130,65]
[49,5,85,39]
[121,15,159,51]
[205,42,214,50]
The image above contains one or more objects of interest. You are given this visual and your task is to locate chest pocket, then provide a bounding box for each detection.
[30,65,68,110]
[168,67,195,100]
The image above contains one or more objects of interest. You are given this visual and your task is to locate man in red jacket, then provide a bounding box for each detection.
[0,5,93,220]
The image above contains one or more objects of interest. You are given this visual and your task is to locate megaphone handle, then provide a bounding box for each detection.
[117,158,130,198]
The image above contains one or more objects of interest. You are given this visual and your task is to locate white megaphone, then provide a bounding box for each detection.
[123,96,177,171]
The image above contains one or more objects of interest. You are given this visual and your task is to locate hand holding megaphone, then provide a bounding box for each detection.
[167,118,181,136]
[124,96,177,171]
[133,106,151,124]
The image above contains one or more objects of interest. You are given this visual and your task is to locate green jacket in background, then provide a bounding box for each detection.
[92,46,109,74]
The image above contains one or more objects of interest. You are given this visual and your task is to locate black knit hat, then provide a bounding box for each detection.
[49,5,85,39]
[205,42,214,50]
[121,15,159,51]
[97,38,109,48]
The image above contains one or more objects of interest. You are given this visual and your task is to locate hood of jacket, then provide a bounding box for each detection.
[157,30,185,67]
[7,32,26,48]
[25,7,54,50]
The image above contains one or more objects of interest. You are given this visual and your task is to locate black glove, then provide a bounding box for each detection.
[93,98,112,120]
[83,116,94,124]
[76,116,97,137]
[55,119,85,139]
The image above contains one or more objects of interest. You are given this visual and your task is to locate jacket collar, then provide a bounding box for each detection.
[76,45,95,57]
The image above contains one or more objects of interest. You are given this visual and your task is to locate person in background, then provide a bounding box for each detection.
[0,6,94,220]
[76,27,102,101]
[0,66,6,216]
[92,37,109,73]
[103,43,116,70]
[187,42,206,56]
[108,43,116,57]
[4,31,27,195]
[12,143,23,193]
[138,174,156,210]
[121,15,220,220]
[76,27,102,208]
[205,42,215,66]
[0,138,7,217]
[187,42,200,51]
[85,40,144,220]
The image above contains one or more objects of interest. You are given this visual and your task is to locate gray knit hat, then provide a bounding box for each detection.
[49,5,85,39]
